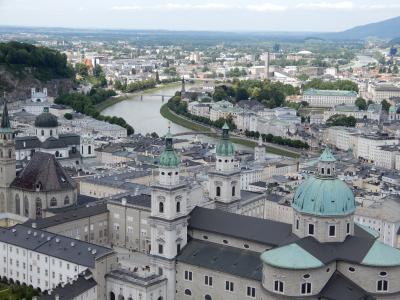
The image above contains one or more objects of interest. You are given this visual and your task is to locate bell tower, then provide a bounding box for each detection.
[0,101,16,212]
[208,123,241,212]
[149,128,188,300]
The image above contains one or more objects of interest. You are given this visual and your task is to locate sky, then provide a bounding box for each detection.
[1,0,400,32]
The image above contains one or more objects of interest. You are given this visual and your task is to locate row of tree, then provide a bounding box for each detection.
[303,78,359,92]
[114,78,157,93]
[167,94,237,130]
[326,114,356,127]
[55,88,134,135]
[244,130,309,149]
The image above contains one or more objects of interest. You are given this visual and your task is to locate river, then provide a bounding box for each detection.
[102,84,256,152]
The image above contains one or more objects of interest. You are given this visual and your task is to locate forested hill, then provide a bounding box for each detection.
[0,42,74,101]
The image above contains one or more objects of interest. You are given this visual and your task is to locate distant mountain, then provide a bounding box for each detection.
[324,16,400,40]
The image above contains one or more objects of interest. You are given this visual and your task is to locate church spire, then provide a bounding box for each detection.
[1,101,11,129]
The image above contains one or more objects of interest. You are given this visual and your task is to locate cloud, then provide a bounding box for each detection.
[111,6,142,11]
[245,3,287,12]
[296,1,354,10]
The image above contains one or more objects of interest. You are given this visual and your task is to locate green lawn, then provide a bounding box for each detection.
[0,283,40,300]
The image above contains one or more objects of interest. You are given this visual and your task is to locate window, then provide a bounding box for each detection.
[348,267,355,272]
[177,244,181,254]
[321,167,324,174]
[50,198,57,207]
[64,196,70,205]
[232,186,235,196]
[184,270,193,281]
[377,280,388,292]
[301,282,312,295]
[308,224,315,235]
[41,130,44,136]
[225,281,234,292]
[274,281,284,294]
[296,219,299,230]
[159,202,164,213]
[176,201,181,213]
[246,286,256,298]
[379,272,388,277]
[184,289,192,296]
[50,130,53,136]
[216,186,221,197]
[204,275,213,286]
[346,223,350,234]
[158,244,163,254]
[329,225,336,237]
[205,295,212,300]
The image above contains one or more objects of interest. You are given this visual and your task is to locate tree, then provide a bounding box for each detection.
[326,114,356,127]
[235,87,249,100]
[381,99,391,113]
[64,113,73,120]
[393,65,399,74]
[213,87,228,101]
[355,97,367,110]
[155,71,160,83]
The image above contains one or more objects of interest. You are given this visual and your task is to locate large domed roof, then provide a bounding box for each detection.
[292,147,355,217]
[35,109,58,128]
[292,176,355,216]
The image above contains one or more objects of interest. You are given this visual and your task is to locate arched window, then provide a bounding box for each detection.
[50,130,53,136]
[24,196,29,217]
[232,186,235,197]
[176,201,181,213]
[110,292,116,300]
[216,186,221,197]
[321,167,324,174]
[15,194,21,215]
[8,149,11,158]
[159,202,164,213]
[88,145,92,155]
[205,295,212,300]
[301,282,312,295]
[55,151,60,158]
[35,198,42,219]
[41,130,44,136]
[64,196,70,205]
[327,168,331,175]
[184,289,192,295]
[377,280,388,292]
[50,197,57,207]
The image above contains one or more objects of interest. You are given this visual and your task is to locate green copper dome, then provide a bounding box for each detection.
[292,148,355,216]
[159,130,181,168]
[216,122,235,157]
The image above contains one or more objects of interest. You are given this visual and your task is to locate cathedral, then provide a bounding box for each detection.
[147,124,400,300]
[0,103,77,219]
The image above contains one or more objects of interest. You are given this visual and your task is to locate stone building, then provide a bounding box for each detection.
[0,102,78,219]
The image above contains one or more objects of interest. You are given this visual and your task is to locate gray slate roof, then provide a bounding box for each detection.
[0,224,113,268]
[177,239,262,281]
[24,204,108,229]
[15,133,80,150]
[11,152,77,192]
[189,207,293,247]
[38,273,97,300]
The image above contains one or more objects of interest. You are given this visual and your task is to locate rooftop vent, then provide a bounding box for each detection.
[55,238,60,243]
[71,242,75,247]
[11,228,16,233]
[33,232,37,236]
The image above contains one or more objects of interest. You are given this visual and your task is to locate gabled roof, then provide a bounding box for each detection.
[11,152,76,192]
[319,272,375,300]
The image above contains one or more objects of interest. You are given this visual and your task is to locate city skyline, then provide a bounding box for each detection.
[1,0,400,32]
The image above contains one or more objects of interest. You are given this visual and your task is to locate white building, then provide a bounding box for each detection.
[303,89,358,107]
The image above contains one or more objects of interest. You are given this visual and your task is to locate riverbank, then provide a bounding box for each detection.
[97,81,181,112]
[160,104,300,158]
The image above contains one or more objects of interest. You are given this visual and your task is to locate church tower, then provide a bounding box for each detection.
[0,102,16,212]
[149,129,188,300]
[254,135,266,162]
[208,123,241,212]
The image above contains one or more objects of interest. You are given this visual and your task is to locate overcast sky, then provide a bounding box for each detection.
[1,0,400,32]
